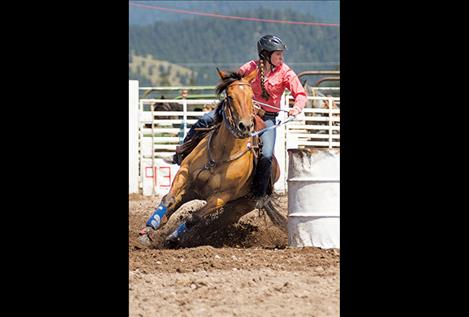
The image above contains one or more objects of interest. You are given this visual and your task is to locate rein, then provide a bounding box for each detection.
[222,102,246,139]
[252,100,289,113]
[204,127,254,170]
[249,115,297,137]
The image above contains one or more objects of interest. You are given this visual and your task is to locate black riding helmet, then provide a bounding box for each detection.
[257,35,287,62]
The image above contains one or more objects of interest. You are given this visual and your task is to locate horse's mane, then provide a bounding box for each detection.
[215,71,243,95]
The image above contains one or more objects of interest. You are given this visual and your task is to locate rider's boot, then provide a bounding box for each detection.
[250,156,272,209]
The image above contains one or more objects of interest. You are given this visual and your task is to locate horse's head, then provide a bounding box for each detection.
[215,68,257,138]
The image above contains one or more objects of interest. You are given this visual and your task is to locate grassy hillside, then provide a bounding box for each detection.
[129,53,196,86]
[129,8,339,86]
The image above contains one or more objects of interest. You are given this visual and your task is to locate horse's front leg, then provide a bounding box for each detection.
[138,166,194,247]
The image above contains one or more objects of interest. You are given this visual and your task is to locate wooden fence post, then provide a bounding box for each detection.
[129,80,140,193]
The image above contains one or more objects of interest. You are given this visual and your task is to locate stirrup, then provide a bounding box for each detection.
[162,155,176,164]
[163,153,183,165]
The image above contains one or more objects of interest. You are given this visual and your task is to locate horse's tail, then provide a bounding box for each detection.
[263,194,288,233]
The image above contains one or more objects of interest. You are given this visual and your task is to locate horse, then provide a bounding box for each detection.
[149,96,182,124]
[138,68,287,248]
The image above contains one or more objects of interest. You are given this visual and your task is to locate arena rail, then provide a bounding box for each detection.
[129,81,340,195]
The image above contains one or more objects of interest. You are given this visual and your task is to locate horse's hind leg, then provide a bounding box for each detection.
[177,197,256,247]
[162,193,231,245]
[203,198,255,233]
[165,193,258,247]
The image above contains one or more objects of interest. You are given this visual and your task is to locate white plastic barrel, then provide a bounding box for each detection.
[287,149,340,249]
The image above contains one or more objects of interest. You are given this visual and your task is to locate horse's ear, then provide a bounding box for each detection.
[244,69,257,83]
[216,67,228,80]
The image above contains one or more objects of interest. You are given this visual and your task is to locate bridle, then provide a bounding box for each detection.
[221,81,254,139]
[202,81,255,170]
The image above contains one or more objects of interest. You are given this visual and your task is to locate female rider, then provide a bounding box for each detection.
[172,35,307,207]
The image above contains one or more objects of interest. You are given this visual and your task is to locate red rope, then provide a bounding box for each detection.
[129,2,339,27]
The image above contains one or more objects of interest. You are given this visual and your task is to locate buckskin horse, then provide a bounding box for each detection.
[138,68,287,248]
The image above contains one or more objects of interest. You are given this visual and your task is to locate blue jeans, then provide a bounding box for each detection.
[259,115,277,160]
[184,109,219,142]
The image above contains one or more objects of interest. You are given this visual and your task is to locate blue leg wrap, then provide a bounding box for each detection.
[167,222,187,240]
[146,204,167,230]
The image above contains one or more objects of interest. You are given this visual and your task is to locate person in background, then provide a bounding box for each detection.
[180,89,189,99]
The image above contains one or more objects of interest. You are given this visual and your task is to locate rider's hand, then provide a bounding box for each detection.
[288,106,300,117]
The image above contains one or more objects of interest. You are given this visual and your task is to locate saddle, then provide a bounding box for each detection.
[174,112,277,194]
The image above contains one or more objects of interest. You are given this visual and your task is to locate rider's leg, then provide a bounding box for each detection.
[171,109,219,164]
[183,109,218,142]
[252,114,277,205]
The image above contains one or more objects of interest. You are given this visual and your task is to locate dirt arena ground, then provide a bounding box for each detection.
[129,194,340,317]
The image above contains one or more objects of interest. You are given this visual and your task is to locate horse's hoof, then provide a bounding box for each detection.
[137,227,156,248]
[164,222,188,248]
[164,236,180,249]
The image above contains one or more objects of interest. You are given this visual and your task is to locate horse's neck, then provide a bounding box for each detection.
[211,123,249,160]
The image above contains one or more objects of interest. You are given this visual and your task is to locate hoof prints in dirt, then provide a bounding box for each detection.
[129,195,339,317]
[176,222,260,248]
[130,194,289,250]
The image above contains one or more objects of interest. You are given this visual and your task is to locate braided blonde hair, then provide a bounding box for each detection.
[259,59,270,100]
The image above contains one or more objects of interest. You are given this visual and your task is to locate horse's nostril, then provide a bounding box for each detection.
[238,122,246,131]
